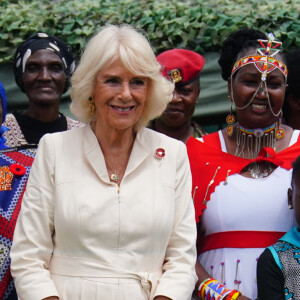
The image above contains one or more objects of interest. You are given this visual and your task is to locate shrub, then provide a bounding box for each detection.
[1,0,300,63]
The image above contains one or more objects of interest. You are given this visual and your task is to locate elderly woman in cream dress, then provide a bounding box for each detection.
[10,25,197,300]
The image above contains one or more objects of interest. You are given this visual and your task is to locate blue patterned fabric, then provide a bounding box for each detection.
[269,227,300,300]
[0,82,8,149]
[0,146,37,299]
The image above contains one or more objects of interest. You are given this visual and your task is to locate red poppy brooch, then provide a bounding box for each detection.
[155,148,165,159]
[0,164,26,191]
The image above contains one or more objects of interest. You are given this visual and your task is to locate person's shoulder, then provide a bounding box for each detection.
[37,125,90,160]
[192,121,208,138]
[66,116,85,129]
[293,128,300,140]
[41,124,88,143]
[258,247,273,262]
[189,130,221,147]
[140,128,186,161]
[202,130,221,140]
[3,113,17,125]
[143,127,185,147]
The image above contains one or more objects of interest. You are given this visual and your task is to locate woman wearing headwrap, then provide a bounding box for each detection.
[3,33,82,147]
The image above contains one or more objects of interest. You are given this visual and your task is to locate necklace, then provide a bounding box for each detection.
[106,162,125,183]
[235,123,277,159]
[109,171,119,183]
[235,123,280,178]
[105,143,134,184]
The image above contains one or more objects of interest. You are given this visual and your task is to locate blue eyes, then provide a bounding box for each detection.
[104,78,146,87]
[132,79,145,86]
[105,78,119,84]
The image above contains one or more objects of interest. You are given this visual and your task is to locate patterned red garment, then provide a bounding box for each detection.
[186,132,300,223]
[0,146,37,299]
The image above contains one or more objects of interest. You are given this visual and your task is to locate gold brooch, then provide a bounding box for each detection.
[168,69,182,83]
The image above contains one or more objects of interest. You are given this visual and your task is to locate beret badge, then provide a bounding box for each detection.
[168,68,182,83]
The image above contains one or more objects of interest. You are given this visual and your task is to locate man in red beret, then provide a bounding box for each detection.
[149,49,207,143]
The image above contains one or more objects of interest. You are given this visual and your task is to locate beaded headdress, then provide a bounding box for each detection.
[231,33,287,81]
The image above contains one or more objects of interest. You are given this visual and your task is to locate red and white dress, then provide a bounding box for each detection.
[187,130,300,299]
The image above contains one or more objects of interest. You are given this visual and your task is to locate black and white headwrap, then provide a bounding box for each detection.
[14,32,75,93]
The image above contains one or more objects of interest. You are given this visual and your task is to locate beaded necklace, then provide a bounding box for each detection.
[235,123,281,178]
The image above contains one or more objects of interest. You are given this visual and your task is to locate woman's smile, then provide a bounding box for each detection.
[110,105,135,113]
[250,103,267,113]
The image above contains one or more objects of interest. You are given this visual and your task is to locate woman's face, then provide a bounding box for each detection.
[93,59,148,132]
[23,49,66,105]
[229,63,286,129]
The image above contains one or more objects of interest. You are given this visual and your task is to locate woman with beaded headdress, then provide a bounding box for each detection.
[187,29,300,299]
[3,33,82,147]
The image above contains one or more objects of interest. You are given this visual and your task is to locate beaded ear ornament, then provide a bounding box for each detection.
[226,102,235,137]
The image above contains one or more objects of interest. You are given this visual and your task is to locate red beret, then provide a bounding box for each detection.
[157,49,205,85]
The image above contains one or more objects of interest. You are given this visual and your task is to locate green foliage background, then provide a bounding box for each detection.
[1,0,300,63]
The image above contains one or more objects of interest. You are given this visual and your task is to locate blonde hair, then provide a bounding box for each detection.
[70,24,174,130]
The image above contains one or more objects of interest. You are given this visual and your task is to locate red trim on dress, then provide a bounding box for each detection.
[199,231,286,253]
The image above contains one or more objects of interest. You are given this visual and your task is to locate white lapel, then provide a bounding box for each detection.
[82,125,159,182]
[83,124,109,182]
[125,128,152,178]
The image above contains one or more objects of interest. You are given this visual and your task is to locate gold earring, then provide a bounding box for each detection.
[88,96,95,116]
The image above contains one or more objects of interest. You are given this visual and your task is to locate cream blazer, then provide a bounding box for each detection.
[10,125,197,300]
